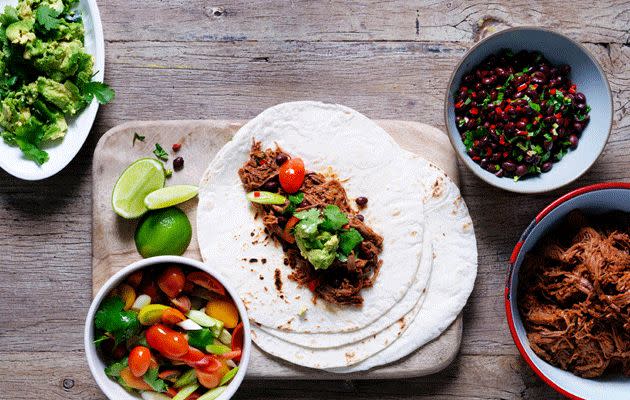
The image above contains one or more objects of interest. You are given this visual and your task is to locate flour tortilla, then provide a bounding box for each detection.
[197,101,426,333]
[329,159,477,372]
[250,158,477,369]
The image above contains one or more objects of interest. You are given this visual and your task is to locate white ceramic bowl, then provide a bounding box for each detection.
[85,256,252,400]
[445,27,613,193]
[506,183,630,399]
[0,0,105,180]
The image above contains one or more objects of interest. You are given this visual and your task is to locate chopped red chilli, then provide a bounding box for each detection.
[454,49,591,181]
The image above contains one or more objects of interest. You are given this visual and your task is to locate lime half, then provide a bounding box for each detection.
[112,158,165,219]
[144,185,199,210]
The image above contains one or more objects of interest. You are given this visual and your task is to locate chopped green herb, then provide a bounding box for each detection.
[463,97,472,105]
[153,143,169,161]
[338,228,363,256]
[35,6,62,31]
[285,192,304,215]
[104,357,128,378]
[320,205,348,232]
[94,297,140,345]
[132,132,145,146]
[143,367,168,393]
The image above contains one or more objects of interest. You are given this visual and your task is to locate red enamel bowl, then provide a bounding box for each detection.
[505,182,630,400]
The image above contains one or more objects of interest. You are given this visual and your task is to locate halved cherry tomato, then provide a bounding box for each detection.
[171,295,191,313]
[158,265,186,298]
[166,387,178,397]
[128,346,152,377]
[187,272,226,296]
[140,279,160,302]
[146,324,188,358]
[161,307,186,325]
[279,158,305,193]
[126,271,143,288]
[120,367,152,390]
[231,322,244,362]
[280,216,299,244]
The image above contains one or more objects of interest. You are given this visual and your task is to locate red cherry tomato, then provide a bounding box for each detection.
[126,271,143,288]
[161,307,186,325]
[128,346,151,377]
[146,324,188,358]
[158,265,186,298]
[171,295,191,313]
[280,216,299,244]
[140,280,160,302]
[279,158,305,194]
[231,322,244,363]
[187,272,226,296]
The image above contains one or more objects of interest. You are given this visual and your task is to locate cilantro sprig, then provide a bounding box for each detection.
[153,143,169,161]
[143,368,168,392]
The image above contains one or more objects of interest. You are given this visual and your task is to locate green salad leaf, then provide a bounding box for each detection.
[94,297,140,345]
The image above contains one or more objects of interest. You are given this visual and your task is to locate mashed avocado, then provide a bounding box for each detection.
[0,0,113,165]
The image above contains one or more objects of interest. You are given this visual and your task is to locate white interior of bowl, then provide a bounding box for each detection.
[446,28,613,193]
[84,256,252,400]
[510,188,630,399]
[0,0,104,180]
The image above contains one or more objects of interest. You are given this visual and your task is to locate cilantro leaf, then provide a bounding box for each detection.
[294,208,320,220]
[132,132,145,146]
[143,368,168,393]
[294,209,322,238]
[284,192,304,215]
[153,143,168,161]
[104,357,128,378]
[12,118,49,165]
[35,6,62,31]
[338,228,363,256]
[528,100,541,113]
[0,6,19,27]
[320,205,348,232]
[81,81,115,104]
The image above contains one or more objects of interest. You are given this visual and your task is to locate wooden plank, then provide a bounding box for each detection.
[100,0,629,44]
[91,119,462,379]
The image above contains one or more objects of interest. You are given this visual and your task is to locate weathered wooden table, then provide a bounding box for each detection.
[0,1,628,399]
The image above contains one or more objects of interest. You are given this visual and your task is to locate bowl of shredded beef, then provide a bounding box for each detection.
[506,183,630,400]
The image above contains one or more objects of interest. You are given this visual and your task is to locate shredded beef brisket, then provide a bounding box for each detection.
[238,141,383,306]
[518,211,630,378]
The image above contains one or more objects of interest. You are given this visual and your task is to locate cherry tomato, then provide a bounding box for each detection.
[187,272,226,296]
[231,322,244,363]
[140,279,160,302]
[279,158,305,193]
[158,369,180,381]
[161,307,186,325]
[146,324,188,358]
[166,387,178,397]
[158,265,186,298]
[126,271,143,288]
[218,349,242,361]
[128,346,151,377]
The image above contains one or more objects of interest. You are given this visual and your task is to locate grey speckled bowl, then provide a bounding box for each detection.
[444,27,613,194]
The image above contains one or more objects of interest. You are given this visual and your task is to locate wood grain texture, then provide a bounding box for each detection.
[91,119,461,380]
[1,0,629,398]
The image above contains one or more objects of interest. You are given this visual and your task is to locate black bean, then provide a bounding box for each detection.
[277,215,288,226]
[355,197,368,207]
[544,141,554,151]
[569,134,579,149]
[573,122,585,133]
[495,169,504,177]
[260,179,279,192]
[515,165,528,176]
[275,153,289,166]
[173,157,184,170]
[541,162,553,172]
[502,161,517,171]
[356,214,365,222]
[574,92,586,104]
[575,103,586,111]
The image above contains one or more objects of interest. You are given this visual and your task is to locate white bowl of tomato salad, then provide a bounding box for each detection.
[85,256,251,400]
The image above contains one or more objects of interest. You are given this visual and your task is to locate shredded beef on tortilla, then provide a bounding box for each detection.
[238,141,383,306]
[518,211,630,378]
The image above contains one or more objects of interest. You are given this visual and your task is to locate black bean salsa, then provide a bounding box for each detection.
[454,49,591,180]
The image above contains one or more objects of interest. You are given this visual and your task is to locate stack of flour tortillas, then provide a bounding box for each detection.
[197,101,477,371]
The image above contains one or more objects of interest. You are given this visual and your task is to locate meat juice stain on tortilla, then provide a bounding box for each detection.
[274,268,283,293]
[518,210,630,378]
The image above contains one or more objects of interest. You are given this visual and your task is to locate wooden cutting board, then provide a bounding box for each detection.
[92,119,462,379]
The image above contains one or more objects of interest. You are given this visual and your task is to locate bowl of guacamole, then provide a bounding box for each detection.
[0,0,111,180]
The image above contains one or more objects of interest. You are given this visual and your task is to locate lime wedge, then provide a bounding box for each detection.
[144,185,199,210]
[112,158,165,219]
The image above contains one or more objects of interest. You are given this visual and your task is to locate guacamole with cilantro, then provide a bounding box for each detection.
[0,0,114,165]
